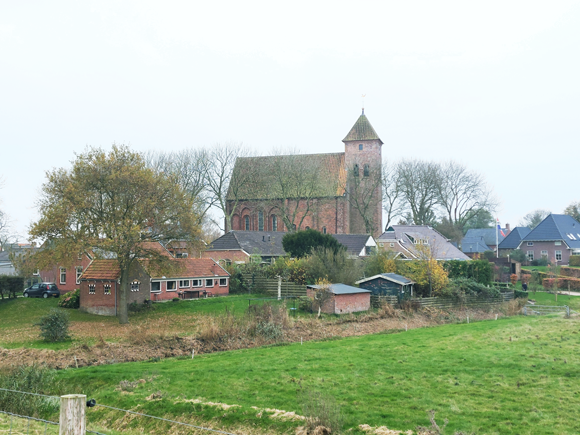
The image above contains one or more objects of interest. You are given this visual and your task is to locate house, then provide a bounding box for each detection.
[331,234,377,258]
[377,226,470,261]
[39,251,94,293]
[462,227,509,255]
[497,226,531,256]
[356,273,415,296]
[80,244,230,316]
[225,110,383,237]
[306,283,371,314]
[460,236,492,258]
[0,243,38,277]
[204,231,377,264]
[517,214,580,265]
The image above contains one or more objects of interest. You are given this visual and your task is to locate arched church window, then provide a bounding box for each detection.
[244,216,250,230]
[363,164,369,177]
[258,211,264,231]
[353,164,359,176]
[272,215,278,232]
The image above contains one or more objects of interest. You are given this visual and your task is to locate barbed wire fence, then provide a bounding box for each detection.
[0,387,240,435]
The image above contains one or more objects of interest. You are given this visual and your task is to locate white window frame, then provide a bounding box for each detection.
[527,242,534,246]
[59,267,66,285]
[555,241,562,246]
[219,278,227,287]
[151,281,161,292]
[88,284,96,295]
[541,250,548,258]
[555,250,562,261]
[205,278,214,287]
[166,280,177,291]
[527,251,534,261]
[75,266,83,285]
[179,280,190,288]
[104,284,111,295]
[131,281,140,292]
[191,279,202,287]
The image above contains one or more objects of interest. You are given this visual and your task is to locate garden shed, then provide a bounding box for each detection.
[306,283,371,314]
[355,273,415,297]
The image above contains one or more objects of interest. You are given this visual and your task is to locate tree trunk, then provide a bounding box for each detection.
[118,267,129,324]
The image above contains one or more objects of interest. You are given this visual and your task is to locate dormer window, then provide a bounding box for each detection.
[359,144,363,150]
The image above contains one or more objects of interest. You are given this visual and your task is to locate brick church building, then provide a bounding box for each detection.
[226,110,383,237]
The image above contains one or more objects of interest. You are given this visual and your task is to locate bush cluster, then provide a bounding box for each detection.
[437,277,500,300]
[570,256,580,267]
[514,290,529,299]
[36,309,71,342]
[0,275,24,299]
[58,288,80,308]
[444,260,493,285]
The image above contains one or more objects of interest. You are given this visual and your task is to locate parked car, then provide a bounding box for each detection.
[23,282,60,298]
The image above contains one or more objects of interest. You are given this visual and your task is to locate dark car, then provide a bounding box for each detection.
[23,282,60,298]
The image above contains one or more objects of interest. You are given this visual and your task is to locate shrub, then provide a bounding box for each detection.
[0,365,61,417]
[531,258,549,266]
[438,277,500,300]
[307,247,363,286]
[444,260,492,285]
[483,250,495,260]
[0,275,24,300]
[298,296,313,312]
[570,256,580,267]
[172,297,180,302]
[282,229,345,259]
[36,309,71,342]
[514,290,529,299]
[58,288,80,308]
[510,274,518,285]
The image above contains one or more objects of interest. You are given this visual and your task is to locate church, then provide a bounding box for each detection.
[225,111,383,238]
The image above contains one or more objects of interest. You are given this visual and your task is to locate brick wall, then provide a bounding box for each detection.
[521,241,571,265]
[334,293,370,314]
[40,253,93,293]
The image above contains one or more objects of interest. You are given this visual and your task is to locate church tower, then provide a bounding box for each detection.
[342,110,383,237]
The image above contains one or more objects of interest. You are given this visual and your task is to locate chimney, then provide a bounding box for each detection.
[505,223,511,234]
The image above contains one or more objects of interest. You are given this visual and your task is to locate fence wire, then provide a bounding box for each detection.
[0,409,58,435]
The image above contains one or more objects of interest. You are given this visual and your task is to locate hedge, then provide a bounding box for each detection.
[444,260,492,285]
[514,290,529,299]
[569,256,580,267]
[542,277,580,290]
[561,267,580,279]
[0,276,24,299]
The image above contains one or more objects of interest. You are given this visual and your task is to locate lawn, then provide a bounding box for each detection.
[528,290,580,311]
[55,315,580,435]
[0,294,267,349]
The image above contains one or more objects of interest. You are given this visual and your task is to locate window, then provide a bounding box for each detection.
[527,242,534,246]
[59,268,66,284]
[541,250,548,258]
[104,284,111,295]
[555,241,562,246]
[272,215,277,232]
[179,280,190,288]
[353,164,359,176]
[77,253,83,260]
[166,281,176,291]
[527,251,534,261]
[305,226,310,230]
[192,279,202,287]
[359,144,363,150]
[244,216,250,230]
[206,279,214,287]
[322,226,326,234]
[88,284,95,295]
[363,164,369,177]
[556,250,562,261]
[258,211,264,231]
[151,282,161,292]
[75,266,83,285]
[131,280,141,292]
[219,278,227,286]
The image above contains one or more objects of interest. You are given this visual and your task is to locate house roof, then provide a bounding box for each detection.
[464,228,506,246]
[356,273,414,286]
[521,214,580,248]
[81,260,121,280]
[498,227,531,250]
[331,234,374,256]
[461,236,492,253]
[227,153,346,201]
[342,111,383,144]
[307,283,371,295]
[378,225,470,261]
[207,231,287,257]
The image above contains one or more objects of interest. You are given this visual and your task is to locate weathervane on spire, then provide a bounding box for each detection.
[361,94,366,115]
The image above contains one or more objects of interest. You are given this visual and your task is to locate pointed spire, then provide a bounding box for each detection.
[342,112,382,143]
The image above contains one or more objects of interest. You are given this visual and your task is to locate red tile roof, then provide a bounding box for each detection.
[81,260,121,280]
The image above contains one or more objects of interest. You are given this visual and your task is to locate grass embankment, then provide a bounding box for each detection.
[0,295,261,349]
[55,315,580,435]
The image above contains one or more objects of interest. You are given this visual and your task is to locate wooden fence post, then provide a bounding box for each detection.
[60,394,86,435]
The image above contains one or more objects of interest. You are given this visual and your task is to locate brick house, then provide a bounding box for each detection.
[517,214,580,265]
[306,283,371,314]
[497,226,531,256]
[80,253,230,316]
[39,251,94,294]
[226,110,383,238]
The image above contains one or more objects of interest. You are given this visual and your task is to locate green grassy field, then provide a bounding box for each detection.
[54,315,580,435]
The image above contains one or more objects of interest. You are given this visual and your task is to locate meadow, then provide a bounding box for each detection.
[53,314,580,435]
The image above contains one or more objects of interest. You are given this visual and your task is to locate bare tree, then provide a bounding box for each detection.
[564,201,580,222]
[435,161,498,230]
[382,160,405,229]
[519,209,551,229]
[396,159,441,225]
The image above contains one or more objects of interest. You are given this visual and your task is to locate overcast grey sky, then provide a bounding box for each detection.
[1,1,579,240]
